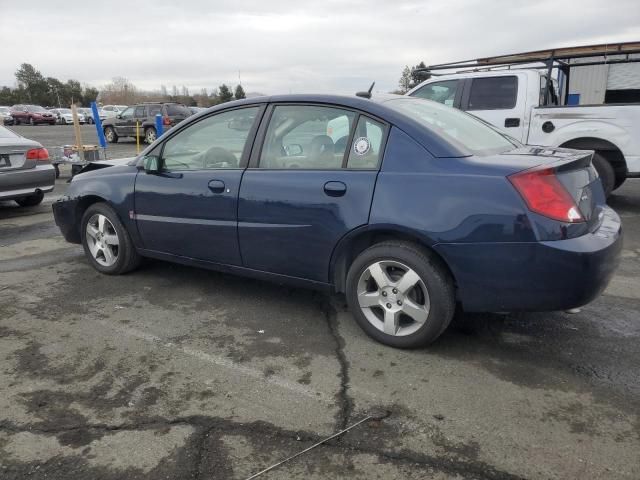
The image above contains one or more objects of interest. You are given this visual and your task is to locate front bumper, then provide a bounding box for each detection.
[435,206,622,312]
[0,164,56,200]
[52,196,81,244]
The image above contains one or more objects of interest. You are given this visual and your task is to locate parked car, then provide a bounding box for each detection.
[52,94,621,348]
[0,125,55,206]
[407,66,640,197]
[49,108,86,125]
[102,102,191,144]
[11,105,56,125]
[189,106,206,115]
[78,107,106,124]
[0,106,14,125]
[101,105,129,119]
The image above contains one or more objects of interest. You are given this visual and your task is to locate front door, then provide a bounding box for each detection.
[134,105,263,265]
[238,104,386,282]
[115,106,135,137]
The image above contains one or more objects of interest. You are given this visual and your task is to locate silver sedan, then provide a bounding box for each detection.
[0,126,55,206]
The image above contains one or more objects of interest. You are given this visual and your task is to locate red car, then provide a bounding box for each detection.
[11,104,56,125]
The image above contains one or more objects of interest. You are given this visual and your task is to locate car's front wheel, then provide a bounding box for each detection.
[346,241,455,348]
[81,203,141,275]
[15,191,44,207]
[104,126,118,143]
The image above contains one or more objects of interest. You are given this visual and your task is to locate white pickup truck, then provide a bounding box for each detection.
[407,69,640,195]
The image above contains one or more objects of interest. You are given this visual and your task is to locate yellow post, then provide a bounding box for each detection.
[71,105,85,162]
[136,121,140,154]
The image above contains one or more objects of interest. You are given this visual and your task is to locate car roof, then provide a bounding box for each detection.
[195,93,468,158]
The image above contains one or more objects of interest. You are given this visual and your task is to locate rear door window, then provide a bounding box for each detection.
[166,104,191,116]
[148,105,162,117]
[467,76,518,110]
[411,80,459,107]
[134,106,146,118]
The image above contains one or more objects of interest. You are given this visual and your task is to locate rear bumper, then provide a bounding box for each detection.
[0,164,56,200]
[52,196,81,243]
[435,207,622,312]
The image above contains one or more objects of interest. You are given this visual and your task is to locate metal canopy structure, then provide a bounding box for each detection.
[415,41,640,105]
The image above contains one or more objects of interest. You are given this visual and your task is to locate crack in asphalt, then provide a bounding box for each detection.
[319,294,354,431]
[0,416,525,480]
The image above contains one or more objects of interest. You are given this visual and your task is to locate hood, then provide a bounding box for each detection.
[74,156,137,176]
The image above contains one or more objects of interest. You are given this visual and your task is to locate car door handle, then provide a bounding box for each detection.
[208,179,226,193]
[323,181,347,197]
[505,118,520,127]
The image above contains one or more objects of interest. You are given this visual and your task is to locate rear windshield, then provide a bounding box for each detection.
[166,104,191,116]
[383,97,519,155]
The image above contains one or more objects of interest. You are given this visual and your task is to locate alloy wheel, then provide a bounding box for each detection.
[86,214,119,267]
[356,260,430,336]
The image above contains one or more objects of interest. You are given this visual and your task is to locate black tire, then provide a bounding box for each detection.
[15,191,44,207]
[145,127,157,144]
[613,175,626,191]
[104,126,118,143]
[14,117,20,125]
[345,241,455,348]
[54,164,60,178]
[80,202,141,275]
[592,152,615,197]
[61,118,67,125]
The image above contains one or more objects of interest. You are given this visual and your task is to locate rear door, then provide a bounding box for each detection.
[133,105,147,136]
[134,105,263,265]
[461,75,527,142]
[238,104,387,282]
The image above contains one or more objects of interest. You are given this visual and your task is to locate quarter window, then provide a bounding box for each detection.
[467,76,518,110]
[411,80,459,107]
[260,105,355,169]
[347,117,385,169]
[162,107,259,170]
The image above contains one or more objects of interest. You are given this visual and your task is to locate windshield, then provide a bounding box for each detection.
[0,107,9,113]
[383,97,519,155]
[58,108,71,114]
[27,105,47,113]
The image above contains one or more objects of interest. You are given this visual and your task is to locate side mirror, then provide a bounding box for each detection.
[143,155,160,173]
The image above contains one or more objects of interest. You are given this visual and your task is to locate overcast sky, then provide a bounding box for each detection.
[1,0,638,95]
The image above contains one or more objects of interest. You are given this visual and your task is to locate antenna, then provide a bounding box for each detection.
[356,81,375,99]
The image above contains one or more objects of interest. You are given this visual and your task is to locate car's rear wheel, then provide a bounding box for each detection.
[145,127,157,144]
[346,241,455,348]
[15,191,44,207]
[104,126,118,143]
[81,203,141,275]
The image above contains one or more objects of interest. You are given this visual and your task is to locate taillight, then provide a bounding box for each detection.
[26,148,49,161]
[508,167,584,223]
[163,116,171,126]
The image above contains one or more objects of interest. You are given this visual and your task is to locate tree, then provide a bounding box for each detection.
[411,61,429,86]
[218,84,233,103]
[15,63,49,104]
[100,77,138,105]
[234,84,246,100]
[398,65,412,94]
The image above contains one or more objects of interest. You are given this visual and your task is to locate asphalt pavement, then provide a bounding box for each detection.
[0,133,639,479]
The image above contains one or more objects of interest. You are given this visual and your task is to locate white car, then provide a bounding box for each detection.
[78,107,106,124]
[0,106,13,125]
[49,108,86,125]
[101,105,129,119]
[407,65,640,196]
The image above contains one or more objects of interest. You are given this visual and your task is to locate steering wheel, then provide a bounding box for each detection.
[200,146,238,169]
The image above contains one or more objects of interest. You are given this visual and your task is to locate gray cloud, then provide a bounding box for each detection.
[1,0,638,95]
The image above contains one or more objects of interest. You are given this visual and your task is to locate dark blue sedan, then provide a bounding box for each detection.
[52,94,622,347]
